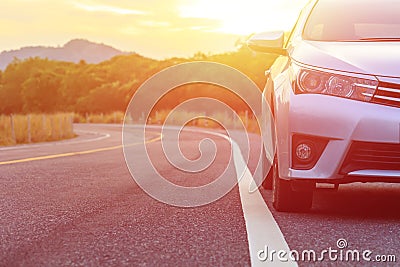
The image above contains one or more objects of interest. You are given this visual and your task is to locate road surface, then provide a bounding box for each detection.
[0,124,399,266]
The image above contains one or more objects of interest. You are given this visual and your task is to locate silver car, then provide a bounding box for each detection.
[248,0,400,212]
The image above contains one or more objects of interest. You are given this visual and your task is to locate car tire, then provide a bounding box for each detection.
[272,157,313,212]
[261,148,273,190]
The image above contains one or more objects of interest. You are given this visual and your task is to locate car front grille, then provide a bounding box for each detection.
[372,82,400,108]
[340,141,400,174]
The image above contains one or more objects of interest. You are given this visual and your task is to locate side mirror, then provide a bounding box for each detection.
[247,31,287,56]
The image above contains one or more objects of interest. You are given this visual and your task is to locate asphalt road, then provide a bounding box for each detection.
[0,124,399,266]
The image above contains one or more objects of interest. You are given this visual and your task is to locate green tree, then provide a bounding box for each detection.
[0,43,277,115]
[60,65,103,110]
[21,70,62,113]
[0,58,28,114]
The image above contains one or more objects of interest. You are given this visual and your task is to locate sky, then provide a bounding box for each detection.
[0,0,309,59]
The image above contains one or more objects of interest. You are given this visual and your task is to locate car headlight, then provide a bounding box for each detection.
[292,63,378,102]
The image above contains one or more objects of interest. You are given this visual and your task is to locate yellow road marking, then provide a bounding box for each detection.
[0,135,162,166]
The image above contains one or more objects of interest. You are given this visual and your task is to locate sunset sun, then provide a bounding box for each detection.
[179,0,309,35]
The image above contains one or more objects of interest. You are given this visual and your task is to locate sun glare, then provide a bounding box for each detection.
[179,0,309,35]
[0,0,310,58]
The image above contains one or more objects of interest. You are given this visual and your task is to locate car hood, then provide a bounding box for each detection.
[291,41,400,78]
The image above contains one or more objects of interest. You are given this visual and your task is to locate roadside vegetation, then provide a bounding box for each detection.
[76,110,259,133]
[0,44,274,146]
[0,110,259,146]
[0,113,74,146]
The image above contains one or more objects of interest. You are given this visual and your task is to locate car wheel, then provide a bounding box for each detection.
[272,157,313,212]
[261,148,273,190]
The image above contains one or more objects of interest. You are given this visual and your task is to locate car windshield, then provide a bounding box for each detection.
[303,0,400,42]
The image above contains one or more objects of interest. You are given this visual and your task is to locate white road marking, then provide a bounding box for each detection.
[0,134,162,165]
[231,141,297,267]
[183,127,297,266]
[0,130,110,151]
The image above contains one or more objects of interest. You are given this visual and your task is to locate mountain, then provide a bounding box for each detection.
[0,39,132,70]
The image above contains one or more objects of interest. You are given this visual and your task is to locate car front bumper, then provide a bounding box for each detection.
[282,93,400,182]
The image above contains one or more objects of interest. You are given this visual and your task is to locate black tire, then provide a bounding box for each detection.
[261,148,273,190]
[272,157,313,212]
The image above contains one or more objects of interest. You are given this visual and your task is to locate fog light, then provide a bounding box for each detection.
[296,143,312,160]
[292,134,329,170]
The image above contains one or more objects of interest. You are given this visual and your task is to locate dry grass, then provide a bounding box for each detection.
[126,109,261,134]
[0,110,259,147]
[73,112,125,124]
[0,113,75,146]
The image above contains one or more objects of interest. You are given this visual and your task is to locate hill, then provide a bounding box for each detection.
[0,39,131,70]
